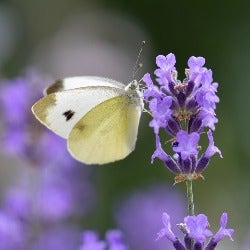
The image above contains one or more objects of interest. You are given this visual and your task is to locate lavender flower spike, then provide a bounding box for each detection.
[157,212,234,249]
[143,53,221,181]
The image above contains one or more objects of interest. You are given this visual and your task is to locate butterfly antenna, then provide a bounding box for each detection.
[132,41,146,80]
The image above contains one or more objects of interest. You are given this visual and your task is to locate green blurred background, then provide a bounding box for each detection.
[0,0,249,249]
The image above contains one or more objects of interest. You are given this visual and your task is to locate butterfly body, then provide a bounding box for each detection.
[32,76,143,164]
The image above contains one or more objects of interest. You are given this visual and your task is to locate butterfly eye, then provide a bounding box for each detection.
[126,80,138,91]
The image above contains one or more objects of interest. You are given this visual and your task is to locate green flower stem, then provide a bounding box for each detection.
[186,180,195,215]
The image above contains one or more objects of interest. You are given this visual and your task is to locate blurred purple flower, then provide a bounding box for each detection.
[3,188,31,220]
[36,182,74,221]
[79,230,128,250]
[0,165,95,248]
[106,230,128,250]
[2,162,95,222]
[80,231,106,250]
[0,210,27,250]
[115,185,185,250]
[0,69,77,169]
[0,78,31,124]
[0,69,96,249]
[33,225,81,250]
[0,68,96,216]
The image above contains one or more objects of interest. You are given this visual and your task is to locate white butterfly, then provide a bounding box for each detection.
[31,76,143,165]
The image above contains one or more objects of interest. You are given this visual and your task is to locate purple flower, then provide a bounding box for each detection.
[205,130,222,159]
[0,69,78,168]
[173,131,200,160]
[115,185,185,250]
[157,212,234,250]
[2,130,28,157]
[154,53,176,86]
[196,83,219,112]
[151,134,180,174]
[196,130,222,173]
[156,213,177,242]
[214,213,234,243]
[205,213,234,250]
[79,230,128,250]
[79,231,106,250]
[185,214,213,244]
[3,188,31,220]
[0,173,92,248]
[187,56,207,86]
[0,163,95,249]
[36,183,74,221]
[0,79,31,124]
[188,56,205,69]
[0,210,27,249]
[143,73,162,100]
[143,53,221,180]
[0,70,96,250]
[149,96,173,132]
[106,230,128,250]
[152,130,221,179]
[197,110,218,131]
[156,213,187,250]
[33,225,80,250]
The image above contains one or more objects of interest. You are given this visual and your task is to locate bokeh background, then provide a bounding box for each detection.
[0,0,249,249]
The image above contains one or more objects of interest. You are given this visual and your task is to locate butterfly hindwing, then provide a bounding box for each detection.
[67,95,142,164]
[32,86,125,139]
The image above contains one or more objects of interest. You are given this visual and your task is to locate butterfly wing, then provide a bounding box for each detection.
[45,76,125,95]
[67,95,142,164]
[31,86,125,139]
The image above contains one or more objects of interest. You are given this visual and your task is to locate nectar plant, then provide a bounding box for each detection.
[143,53,234,250]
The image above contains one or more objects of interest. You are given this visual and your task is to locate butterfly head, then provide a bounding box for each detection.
[125,80,138,92]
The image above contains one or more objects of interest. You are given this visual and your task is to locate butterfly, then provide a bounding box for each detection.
[31,76,143,165]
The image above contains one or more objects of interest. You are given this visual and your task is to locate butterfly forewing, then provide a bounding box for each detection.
[45,76,125,95]
[32,86,125,139]
[67,95,142,164]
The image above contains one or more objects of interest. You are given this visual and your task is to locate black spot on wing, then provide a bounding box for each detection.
[63,110,75,121]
